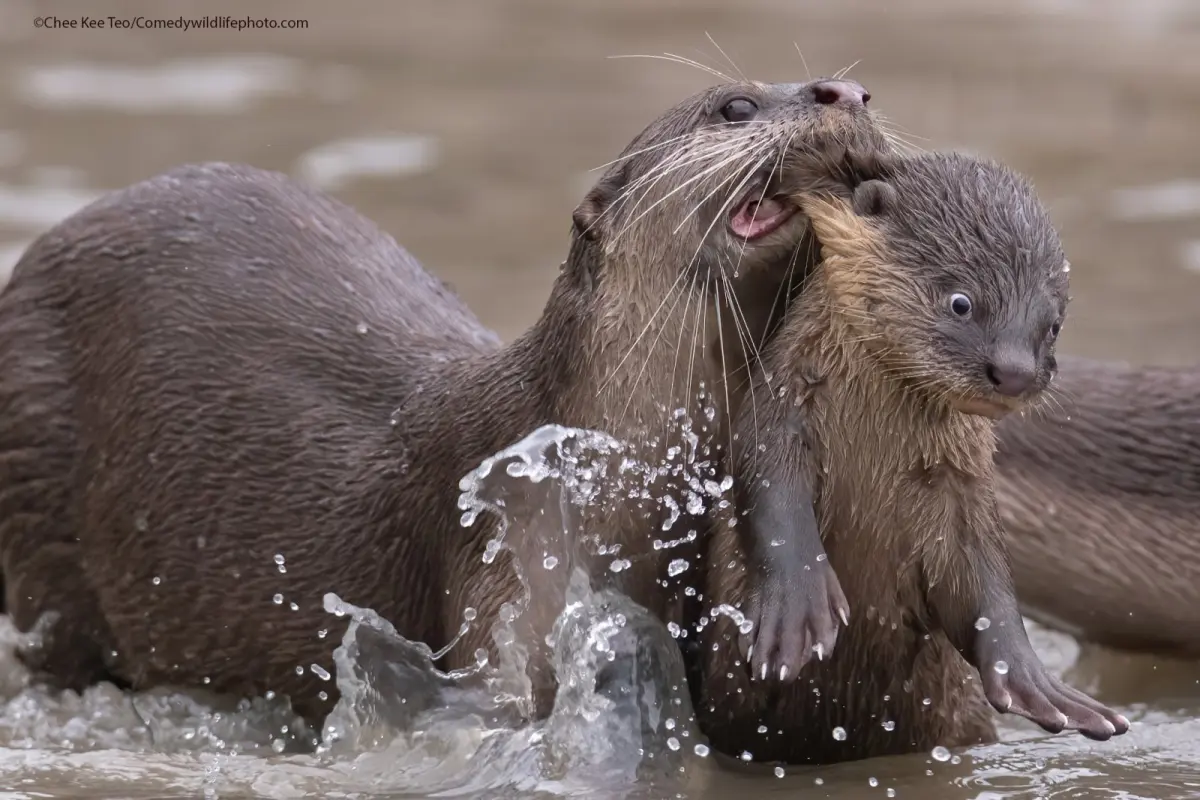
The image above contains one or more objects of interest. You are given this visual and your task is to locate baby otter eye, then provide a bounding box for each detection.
[721,98,759,123]
[949,292,973,318]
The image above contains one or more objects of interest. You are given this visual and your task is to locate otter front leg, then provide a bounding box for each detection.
[736,398,848,684]
[927,506,1130,741]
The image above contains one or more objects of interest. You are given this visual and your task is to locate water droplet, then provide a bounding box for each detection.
[739,750,753,761]
[667,558,689,577]
[887,790,896,798]
[931,745,951,762]
[271,738,286,753]
[355,321,369,335]
[667,737,680,751]
[542,555,558,569]
[1063,262,1071,273]
[310,664,331,681]
[869,777,879,787]
[814,777,824,786]
[757,724,768,734]
[832,726,847,741]
[693,743,710,757]
[317,628,328,639]
[667,621,682,638]
[289,602,299,611]
[294,665,304,676]
[608,558,631,573]
[151,576,161,586]
[974,616,991,631]
[774,766,786,778]
[272,593,284,605]
[274,554,285,566]
[922,697,932,706]
[993,660,1010,675]
[463,607,477,621]
[882,720,895,731]
[134,512,149,532]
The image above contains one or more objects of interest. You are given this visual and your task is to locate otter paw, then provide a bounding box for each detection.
[738,562,849,683]
[981,659,1130,741]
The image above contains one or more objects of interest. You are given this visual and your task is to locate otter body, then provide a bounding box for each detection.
[996,356,1200,656]
[698,153,1127,764]
[0,79,888,725]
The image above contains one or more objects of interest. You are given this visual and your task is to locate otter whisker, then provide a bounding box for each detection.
[598,264,693,394]
[607,53,733,84]
[667,259,704,436]
[793,43,813,81]
[609,134,768,239]
[614,139,772,246]
[588,132,709,172]
[833,60,862,80]
[612,132,763,217]
[672,156,756,236]
[703,33,748,82]
[717,267,763,459]
[593,122,768,177]
[599,140,757,243]
[680,259,710,448]
[709,263,739,463]
[616,275,693,426]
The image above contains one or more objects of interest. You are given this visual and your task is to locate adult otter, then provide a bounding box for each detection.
[697,152,1129,765]
[995,357,1200,656]
[0,78,888,727]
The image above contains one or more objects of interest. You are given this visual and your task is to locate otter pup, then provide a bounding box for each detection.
[995,356,1200,657]
[0,79,888,725]
[698,152,1129,764]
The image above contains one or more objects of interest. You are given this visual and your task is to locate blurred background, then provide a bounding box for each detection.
[1,0,1198,360]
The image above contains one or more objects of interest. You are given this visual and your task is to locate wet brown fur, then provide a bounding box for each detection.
[996,356,1200,656]
[701,189,998,763]
[0,80,888,727]
[696,154,1124,764]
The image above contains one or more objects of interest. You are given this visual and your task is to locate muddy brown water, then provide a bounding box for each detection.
[0,0,1198,798]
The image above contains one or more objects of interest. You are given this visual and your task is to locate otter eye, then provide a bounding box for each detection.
[720,98,759,123]
[1050,320,1062,338]
[949,292,973,318]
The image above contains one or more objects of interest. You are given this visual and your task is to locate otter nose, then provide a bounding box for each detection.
[985,360,1037,397]
[810,79,870,108]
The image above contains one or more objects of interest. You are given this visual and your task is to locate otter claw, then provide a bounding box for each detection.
[739,560,849,685]
[979,656,1128,741]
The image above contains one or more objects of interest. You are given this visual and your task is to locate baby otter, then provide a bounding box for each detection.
[0,79,888,725]
[699,152,1129,764]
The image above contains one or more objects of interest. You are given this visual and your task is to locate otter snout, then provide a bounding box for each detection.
[809,79,870,108]
[984,354,1038,397]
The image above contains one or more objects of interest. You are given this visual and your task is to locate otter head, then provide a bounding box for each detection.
[568,78,891,296]
[803,151,1070,419]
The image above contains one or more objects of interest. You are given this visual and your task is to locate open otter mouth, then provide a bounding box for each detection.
[729,192,798,240]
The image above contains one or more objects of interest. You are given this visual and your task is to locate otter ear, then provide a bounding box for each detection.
[852,180,897,218]
[572,163,629,241]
